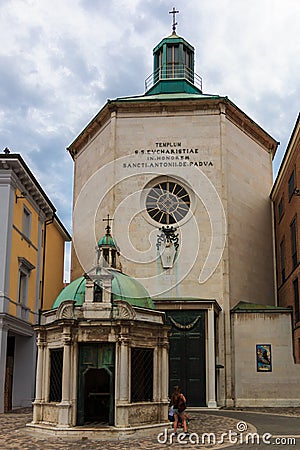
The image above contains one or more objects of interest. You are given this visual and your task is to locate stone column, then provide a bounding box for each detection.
[118,336,130,403]
[161,338,169,402]
[84,277,94,303]
[58,326,72,426]
[32,330,45,423]
[153,346,159,401]
[43,347,50,402]
[207,307,217,408]
[115,333,130,427]
[160,335,169,422]
[101,273,113,303]
[71,340,78,426]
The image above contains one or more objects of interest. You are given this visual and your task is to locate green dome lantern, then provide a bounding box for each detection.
[97,234,117,247]
[145,8,202,95]
[97,214,121,270]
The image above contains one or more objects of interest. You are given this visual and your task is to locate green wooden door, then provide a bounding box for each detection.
[166,310,206,406]
[77,343,115,425]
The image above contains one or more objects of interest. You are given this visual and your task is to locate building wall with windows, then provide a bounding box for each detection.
[0,153,71,412]
[8,190,41,323]
[271,113,300,363]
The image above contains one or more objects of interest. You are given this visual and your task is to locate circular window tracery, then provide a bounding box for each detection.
[146,181,190,224]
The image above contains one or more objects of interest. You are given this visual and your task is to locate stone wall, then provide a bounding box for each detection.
[232,309,300,406]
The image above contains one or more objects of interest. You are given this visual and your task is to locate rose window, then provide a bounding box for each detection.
[146,181,190,224]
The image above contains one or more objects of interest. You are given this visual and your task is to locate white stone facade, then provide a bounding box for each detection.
[69,95,283,406]
[29,295,169,437]
[232,307,300,406]
[71,99,276,307]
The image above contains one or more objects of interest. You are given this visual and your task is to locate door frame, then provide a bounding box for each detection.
[166,309,206,406]
[77,343,115,425]
[154,299,221,407]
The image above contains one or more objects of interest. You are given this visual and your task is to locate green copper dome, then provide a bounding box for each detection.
[97,234,117,247]
[52,269,154,310]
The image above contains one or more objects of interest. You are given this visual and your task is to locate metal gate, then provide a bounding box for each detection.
[77,343,115,425]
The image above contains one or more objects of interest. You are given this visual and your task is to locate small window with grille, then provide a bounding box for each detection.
[166,45,179,78]
[278,197,284,221]
[290,217,298,269]
[17,257,35,309]
[280,239,285,283]
[49,348,63,402]
[289,170,295,199]
[18,271,27,304]
[131,348,153,402]
[94,283,103,302]
[293,278,300,324]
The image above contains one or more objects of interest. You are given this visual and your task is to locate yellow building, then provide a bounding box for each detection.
[0,150,71,412]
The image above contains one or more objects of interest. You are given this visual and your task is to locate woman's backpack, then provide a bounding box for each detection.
[177,394,186,413]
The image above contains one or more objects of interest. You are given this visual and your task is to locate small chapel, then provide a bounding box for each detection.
[29,221,169,436]
[29,7,300,439]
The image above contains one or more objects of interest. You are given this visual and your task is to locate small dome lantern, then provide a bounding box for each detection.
[97,214,122,271]
[145,8,202,95]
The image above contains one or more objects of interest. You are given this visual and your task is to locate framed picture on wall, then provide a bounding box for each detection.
[256,344,272,372]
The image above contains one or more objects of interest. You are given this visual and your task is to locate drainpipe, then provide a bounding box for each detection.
[271,200,278,306]
[38,215,54,324]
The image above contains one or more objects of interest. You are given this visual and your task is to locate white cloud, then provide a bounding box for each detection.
[0,0,299,230]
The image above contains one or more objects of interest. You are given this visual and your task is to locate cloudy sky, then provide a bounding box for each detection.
[1,0,299,247]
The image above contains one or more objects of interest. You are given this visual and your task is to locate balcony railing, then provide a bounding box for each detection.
[145,64,202,92]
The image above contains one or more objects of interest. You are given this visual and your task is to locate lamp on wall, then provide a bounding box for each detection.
[15,192,27,203]
[156,225,179,269]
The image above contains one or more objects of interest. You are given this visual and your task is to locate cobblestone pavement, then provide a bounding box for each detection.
[0,407,299,450]
[205,408,300,450]
[221,406,300,416]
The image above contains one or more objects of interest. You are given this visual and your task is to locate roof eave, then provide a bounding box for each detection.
[0,154,56,217]
[53,214,72,241]
[67,100,113,159]
[67,96,279,159]
[224,98,279,157]
[270,112,300,199]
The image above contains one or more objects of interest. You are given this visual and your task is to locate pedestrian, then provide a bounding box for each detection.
[170,386,189,436]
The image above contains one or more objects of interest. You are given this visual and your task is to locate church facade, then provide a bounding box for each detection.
[64,24,300,409]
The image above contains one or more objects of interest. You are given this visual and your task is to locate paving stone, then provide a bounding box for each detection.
[1,407,300,449]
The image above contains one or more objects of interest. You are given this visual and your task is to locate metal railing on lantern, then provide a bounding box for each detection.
[145,64,202,92]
